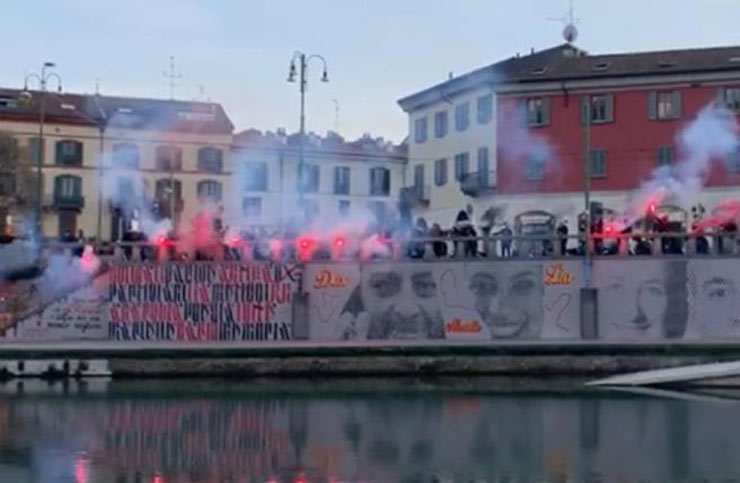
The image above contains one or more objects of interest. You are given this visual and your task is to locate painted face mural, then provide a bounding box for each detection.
[595,260,687,340]
[359,264,445,340]
[689,260,740,338]
[464,263,544,339]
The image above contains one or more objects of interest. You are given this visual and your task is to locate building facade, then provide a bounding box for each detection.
[0,89,234,241]
[399,43,740,231]
[232,130,407,229]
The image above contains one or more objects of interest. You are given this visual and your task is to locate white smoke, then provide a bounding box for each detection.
[498,104,555,174]
[627,103,739,220]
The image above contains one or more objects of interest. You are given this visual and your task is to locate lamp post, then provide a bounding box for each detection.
[91,94,108,241]
[287,52,329,204]
[22,63,62,240]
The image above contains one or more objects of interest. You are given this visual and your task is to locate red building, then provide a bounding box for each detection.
[492,43,740,223]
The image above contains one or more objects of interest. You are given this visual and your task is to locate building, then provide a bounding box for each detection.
[399,43,740,231]
[232,129,407,228]
[0,89,234,241]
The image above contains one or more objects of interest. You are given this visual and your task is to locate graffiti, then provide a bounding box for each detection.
[545,263,574,286]
[313,269,350,289]
[108,263,299,341]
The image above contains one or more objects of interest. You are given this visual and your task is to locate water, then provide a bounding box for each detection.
[0,378,739,482]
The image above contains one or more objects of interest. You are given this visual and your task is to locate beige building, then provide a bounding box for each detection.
[232,130,407,229]
[398,75,497,226]
[0,89,234,241]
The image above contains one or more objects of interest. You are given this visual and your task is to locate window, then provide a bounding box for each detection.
[526,154,546,181]
[28,137,44,164]
[454,152,469,181]
[155,179,182,201]
[657,146,674,166]
[585,94,614,123]
[729,148,740,173]
[197,147,223,173]
[477,94,493,124]
[434,110,448,138]
[244,163,268,191]
[477,147,489,175]
[434,158,447,186]
[197,180,223,202]
[338,200,350,217]
[242,197,262,218]
[414,164,425,188]
[298,164,320,193]
[649,90,681,120]
[334,166,350,195]
[55,140,83,166]
[590,150,607,178]
[369,167,390,196]
[526,97,550,126]
[0,173,15,197]
[55,175,82,198]
[112,143,139,169]
[455,103,470,131]
[414,117,428,143]
[723,87,740,112]
[368,201,386,224]
[116,177,135,200]
[155,145,182,171]
[0,136,18,163]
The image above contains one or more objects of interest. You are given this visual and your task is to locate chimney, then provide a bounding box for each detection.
[531,47,535,55]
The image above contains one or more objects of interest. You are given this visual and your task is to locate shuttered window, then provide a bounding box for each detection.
[434,158,447,186]
[434,110,448,138]
[455,103,470,131]
[55,140,83,166]
[648,90,681,120]
[454,153,469,181]
[657,146,674,166]
[526,97,550,126]
[718,87,740,112]
[590,150,607,178]
[526,154,545,181]
[582,94,614,124]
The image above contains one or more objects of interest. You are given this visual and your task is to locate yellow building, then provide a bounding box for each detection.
[0,88,234,241]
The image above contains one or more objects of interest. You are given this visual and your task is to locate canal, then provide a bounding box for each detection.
[0,378,738,482]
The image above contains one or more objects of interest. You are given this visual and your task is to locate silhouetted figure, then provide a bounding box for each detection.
[556,220,568,256]
[500,223,513,258]
[429,223,447,258]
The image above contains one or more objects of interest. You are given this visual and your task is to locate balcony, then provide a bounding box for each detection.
[400,185,430,207]
[460,171,496,197]
[53,194,85,211]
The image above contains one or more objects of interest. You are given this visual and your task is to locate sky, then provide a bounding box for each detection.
[1,0,739,143]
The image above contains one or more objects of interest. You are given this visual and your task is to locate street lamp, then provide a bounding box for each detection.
[22,62,62,239]
[287,51,329,205]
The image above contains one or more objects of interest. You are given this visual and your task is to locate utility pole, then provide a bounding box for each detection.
[163,56,182,100]
[287,52,329,205]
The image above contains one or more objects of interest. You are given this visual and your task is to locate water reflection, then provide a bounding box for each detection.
[0,379,738,482]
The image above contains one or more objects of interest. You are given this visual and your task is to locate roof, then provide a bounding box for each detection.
[233,129,407,160]
[398,43,740,112]
[0,89,234,134]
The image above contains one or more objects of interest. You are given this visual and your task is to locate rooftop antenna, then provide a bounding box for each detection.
[331,98,339,132]
[163,56,182,100]
[94,77,100,95]
[548,0,579,44]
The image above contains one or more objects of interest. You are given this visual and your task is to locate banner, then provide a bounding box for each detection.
[305,261,583,341]
[108,263,301,341]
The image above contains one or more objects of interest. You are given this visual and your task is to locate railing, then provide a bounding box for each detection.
[14,231,740,263]
[460,171,496,197]
[52,194,85,210]
[400,185,430,206]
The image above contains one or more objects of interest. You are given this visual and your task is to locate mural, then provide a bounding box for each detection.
[305,261,583,341]
[592,260,688,340]
[1,258,740,343]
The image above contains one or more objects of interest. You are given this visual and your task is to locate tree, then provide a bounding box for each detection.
[0,131,37,237]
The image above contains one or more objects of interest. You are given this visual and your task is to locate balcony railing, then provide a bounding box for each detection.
[460,171,496,197]
[400,185,430,207]
[53,194,85,211]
